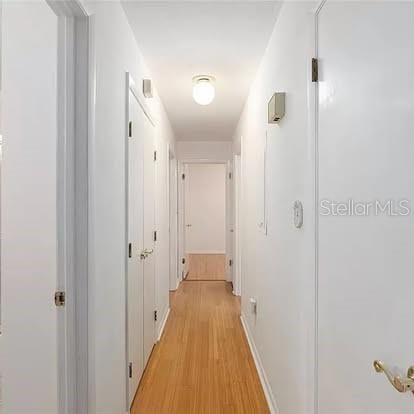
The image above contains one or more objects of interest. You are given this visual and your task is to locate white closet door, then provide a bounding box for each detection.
[184,163,226,254]
[2,2,59,412]
[142,108,156,366]
[127,90,145,407]
[317,2,414,413]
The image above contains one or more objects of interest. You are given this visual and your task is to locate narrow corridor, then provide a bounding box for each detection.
[5,2,413,413]
[132,280,268,413]
[186,254,226,281]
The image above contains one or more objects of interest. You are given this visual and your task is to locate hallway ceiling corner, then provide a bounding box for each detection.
[122,1,281,142]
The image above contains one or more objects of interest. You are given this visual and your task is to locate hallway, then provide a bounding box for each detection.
[186,254,226,281]
[132,281,268,414]
[3,1,414,413]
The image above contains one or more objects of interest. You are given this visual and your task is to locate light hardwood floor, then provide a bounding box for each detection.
[131,281,269,414]
[186,253,226,281]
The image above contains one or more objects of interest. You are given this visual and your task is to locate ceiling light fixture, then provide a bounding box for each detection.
[192,75,215,106]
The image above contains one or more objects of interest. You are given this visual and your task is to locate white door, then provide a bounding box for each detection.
[143,111,156,365]
[317,2,414,413]
[1,2,60,412]
[127,91,144,407]
[233,155,241,296]
[184,163,226,254]
[169,157,179,290]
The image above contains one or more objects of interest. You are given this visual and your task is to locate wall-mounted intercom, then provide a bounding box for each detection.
[268,92,285,123]
[143,78,153,98]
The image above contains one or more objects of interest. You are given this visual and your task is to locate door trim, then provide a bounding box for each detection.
[124,72,135,413]
[311,2,328,414]
[177,160,233,283]
[47,1,91,412]
[233,154,242,296]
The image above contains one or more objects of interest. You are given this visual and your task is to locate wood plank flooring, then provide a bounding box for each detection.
[131,281,269,414]
[186,254,226,281]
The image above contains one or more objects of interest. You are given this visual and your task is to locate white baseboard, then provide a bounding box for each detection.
[233,287,241,296]
[157,308,170,342]
[240,314,279,414]
[169,278,180,291]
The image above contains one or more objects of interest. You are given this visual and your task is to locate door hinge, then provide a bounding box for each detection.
[182,173,185,180]
[153,231,157,242]
[229,259,233,267]
[55,291,66,307]
[128,362,133,378]
[154,310,158,321]
[128,121,132,137]
[154,151,157,161]
[182,257,186,265]
[312,58,319,82]
[128,243,132,258]
[229,172,232,179]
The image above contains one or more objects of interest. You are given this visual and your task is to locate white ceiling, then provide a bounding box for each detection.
[122,1,281,141]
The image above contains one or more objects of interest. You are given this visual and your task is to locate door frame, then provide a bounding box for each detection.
[45,1,91,412]
[169,149,179,291]
[311,1,327,414]
[177,159,233,283]
[233,154,242,296]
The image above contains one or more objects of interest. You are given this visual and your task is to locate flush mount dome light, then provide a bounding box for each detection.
[192,75,215,105]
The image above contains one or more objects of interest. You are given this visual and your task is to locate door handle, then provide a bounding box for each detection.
[140,248,154,260]
[373,360,414,394]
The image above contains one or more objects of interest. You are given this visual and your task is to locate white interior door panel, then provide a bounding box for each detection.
[184,163,226,254]
[143,107,156,366]
[127,90,145,407]
[317,2,414,413]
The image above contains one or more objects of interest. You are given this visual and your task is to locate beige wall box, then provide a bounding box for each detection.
[268,92,285,123]
[143,78,153,98]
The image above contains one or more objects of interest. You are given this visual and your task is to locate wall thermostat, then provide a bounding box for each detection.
[294,200,304,228]
[268,92,285,123]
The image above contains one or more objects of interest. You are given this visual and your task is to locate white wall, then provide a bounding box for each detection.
[233,2,316,413]
[0,2,3,410]
[177,140,232,161]
[83,1,175,412]
[185,163,226,254]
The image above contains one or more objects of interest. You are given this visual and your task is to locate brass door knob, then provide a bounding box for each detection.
[140,249,153,260]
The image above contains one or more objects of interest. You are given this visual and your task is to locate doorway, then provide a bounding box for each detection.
[183,163,227,281]
[126,74,156,409]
